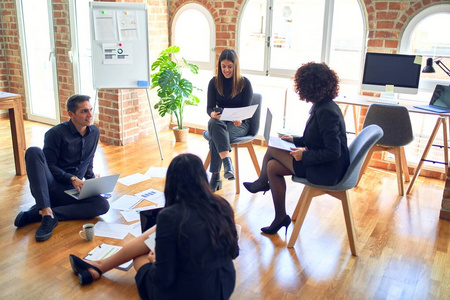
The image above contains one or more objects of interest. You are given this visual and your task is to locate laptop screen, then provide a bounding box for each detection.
[264,108,272,144]
[430,85,450,108]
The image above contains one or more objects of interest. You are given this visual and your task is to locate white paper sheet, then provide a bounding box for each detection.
[119,209,141,222]
[144,232,156,252]
[84,243,132,270]
[135,188,165,207]
[219,104,258,121]
[94,221,131,239]
[111,195,143,211]
[118,173,150,186]
[128,222,142,237]
[144,167,167,178]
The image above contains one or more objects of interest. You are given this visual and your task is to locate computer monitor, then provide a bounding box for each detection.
[361,52,422,95]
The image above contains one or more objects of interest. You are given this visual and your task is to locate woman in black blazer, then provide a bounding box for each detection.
[244,62,350,235]
[69,154,239,300]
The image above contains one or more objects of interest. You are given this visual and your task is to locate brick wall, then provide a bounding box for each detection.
[0,0,25,118]
[0,0,169,146]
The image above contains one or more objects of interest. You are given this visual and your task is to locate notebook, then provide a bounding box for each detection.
[264,108,296,151]
[413,85,450,113]
[65,174,120,200]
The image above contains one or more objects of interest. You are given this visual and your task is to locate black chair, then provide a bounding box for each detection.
[356,103,414,195]
[203,93,262,193]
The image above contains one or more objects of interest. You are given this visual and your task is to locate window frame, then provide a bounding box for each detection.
[400,4,450,91]
[171,3,216,71]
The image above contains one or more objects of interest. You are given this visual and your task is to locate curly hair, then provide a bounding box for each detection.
[293,62,340,103]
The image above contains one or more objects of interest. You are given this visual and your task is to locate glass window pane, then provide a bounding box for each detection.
[74,0,95,100]
[22,0,57,120]
[174,9,211,63]
[270,0,324,70]
[239,0,267,71]
[329,0,364,82]
[408,13,450,81]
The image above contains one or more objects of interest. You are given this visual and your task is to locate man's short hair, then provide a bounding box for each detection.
[66,94,91,113]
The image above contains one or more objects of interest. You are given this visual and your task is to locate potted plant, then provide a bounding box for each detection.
[150,45,200,142]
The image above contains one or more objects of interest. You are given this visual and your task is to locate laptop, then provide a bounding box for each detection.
[140,207,163,233]
[264,108,296,151]
[65,174,120,200]
[414,85,450,113]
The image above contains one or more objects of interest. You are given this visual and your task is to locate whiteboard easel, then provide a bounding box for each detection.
[89,2,163,159]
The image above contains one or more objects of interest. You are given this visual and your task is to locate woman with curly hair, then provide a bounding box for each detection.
[243,62,350,235]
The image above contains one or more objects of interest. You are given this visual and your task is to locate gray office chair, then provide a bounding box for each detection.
[203,93,262,193]
[356,103,414,195]
[288,125,384,255]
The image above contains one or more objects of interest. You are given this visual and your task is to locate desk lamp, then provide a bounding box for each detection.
[422,57,450,81]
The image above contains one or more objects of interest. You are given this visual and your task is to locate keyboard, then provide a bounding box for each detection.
[367,97,399,105]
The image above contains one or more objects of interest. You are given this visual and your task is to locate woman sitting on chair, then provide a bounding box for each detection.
[207,49,253,192]
[69,153,239,300]
[244,62,350,235]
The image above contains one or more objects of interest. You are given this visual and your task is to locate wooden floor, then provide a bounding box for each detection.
[1,118,449,300]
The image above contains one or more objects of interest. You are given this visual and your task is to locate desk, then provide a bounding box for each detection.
[0,92,27,175]
[335,95,450,194]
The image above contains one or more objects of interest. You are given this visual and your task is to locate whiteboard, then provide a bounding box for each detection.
[89,2,150,89]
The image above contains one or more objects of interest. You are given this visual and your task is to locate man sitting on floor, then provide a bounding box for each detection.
[14,94,110,241]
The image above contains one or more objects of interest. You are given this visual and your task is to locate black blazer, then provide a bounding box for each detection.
[293,98,350,186]
[135,203,237,300]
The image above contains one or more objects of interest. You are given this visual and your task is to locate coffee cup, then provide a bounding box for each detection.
[79,223,95,241]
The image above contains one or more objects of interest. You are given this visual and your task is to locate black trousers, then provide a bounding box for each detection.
[207,119,249,173]
[25,147,110,221]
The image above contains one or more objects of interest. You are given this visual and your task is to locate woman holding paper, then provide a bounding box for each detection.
[69,154,239,300]
[243,62,350,235]
[207,49,253,192]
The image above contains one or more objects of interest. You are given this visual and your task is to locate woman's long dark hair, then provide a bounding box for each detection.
[164,153,239,258]
[215,49,244,98]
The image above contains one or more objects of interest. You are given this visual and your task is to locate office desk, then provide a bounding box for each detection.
[0,92,27,175]
[335,95,450,194]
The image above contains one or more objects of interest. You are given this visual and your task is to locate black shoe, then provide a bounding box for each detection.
[14,207,42,227]
[69,254,103,285]
[222,157,235,180]
[35,215,58,242]
[209,172,223,192]
[243,181,270,195]
[261,215,291,236]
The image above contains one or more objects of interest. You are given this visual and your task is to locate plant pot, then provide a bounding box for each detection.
[173,127,189,142]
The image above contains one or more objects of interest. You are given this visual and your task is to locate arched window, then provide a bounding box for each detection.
[401,4,450,91]
[171,3,215,126]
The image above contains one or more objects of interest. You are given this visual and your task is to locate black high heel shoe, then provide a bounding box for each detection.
[69,254,103,285]
[261,215,291,236]
[222,157,235,180]
[243,181,270,195]
[209,172,222,192]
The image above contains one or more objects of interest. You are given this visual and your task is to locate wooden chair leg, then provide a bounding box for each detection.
[334,190,358,256]
[356,147,375,186]
[288,187,322,248]
[400,147,410,182]
[392,147,404,196]
[204,151,211,171]
[246,143,261,176]
[233,145,240,194]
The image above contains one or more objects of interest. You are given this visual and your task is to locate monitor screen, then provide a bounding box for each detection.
[361,53,422,95]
